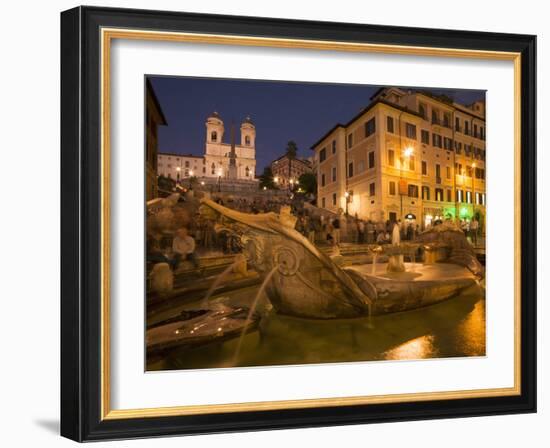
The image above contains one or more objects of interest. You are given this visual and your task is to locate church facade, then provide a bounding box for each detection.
[204,112,256,180]
[157,112,257,183]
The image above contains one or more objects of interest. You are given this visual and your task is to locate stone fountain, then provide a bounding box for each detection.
[200,199,484,319]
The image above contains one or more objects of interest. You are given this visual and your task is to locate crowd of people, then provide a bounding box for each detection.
[147,190,484,275]
[293,212,423,246]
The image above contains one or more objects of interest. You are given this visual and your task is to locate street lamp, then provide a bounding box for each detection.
[217,168,223,192]
[400,146,414,220]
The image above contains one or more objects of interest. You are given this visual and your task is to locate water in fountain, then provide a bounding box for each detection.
[371,252,378,275]
[200,259,240,308]
[392,222,400,245]
[232,266,278,366]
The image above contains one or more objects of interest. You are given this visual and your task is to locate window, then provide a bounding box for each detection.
[475,192,481,205]
[431,109,439,124]
[348,162,354,178]
[202,167,206,174]
[443,113,451,128]
[365,118,376,137]
[331,166,337,182]
[432,133,442,148]
[389,181,396,195]
[455,141,462,153]
[388,149,395,166]
[332,193,337,206]
[422,186,430,200]
[368,151,375,169]
[419,103,426,118]
[444,137,453,150]
[185,161,190,168]
[408,184,419,198]
[405,123,417,139]
[435,188,444,201]
[321,173,326,187]
[369,182,376,196]
[211,131,217,142]
[435,164,441,180]
[466,165,473,177]
[421,129,430,144]
[245,166,250,177]
[466,191,472,204]
[446,166,451,179]
[474,124,478,138]
[386,116,394,133]
[409,156,415,171]
[455,117,461,131]
[245,135,251,146]
[319,147,326,162]
[480,127,485,140]
[322,197,326,208]
[465,121,470,135]
[347,133,353,149]
[447,189,452,202]
[211,163,216,175]
[332,140,336,154]
[456,189,464,202]
[422,160,427,175]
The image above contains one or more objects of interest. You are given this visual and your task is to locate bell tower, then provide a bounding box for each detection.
[205,111,224,146]
[240,116,256,148]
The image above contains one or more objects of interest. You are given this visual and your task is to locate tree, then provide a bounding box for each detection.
[285,140,298,186]
[299,172,317,195]
[259,166,277,190]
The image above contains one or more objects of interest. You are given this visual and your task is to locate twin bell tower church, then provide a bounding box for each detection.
[204,112,256,181]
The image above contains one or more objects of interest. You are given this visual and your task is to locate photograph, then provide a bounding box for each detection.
[144,76,487,371]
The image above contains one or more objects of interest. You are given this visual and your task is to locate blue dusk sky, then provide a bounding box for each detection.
[148,76,485,173]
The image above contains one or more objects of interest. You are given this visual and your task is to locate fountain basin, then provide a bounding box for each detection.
[345,262,478,315]
[146,303,260,357]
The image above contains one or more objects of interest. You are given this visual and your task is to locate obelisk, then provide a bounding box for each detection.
[228,121,238,179]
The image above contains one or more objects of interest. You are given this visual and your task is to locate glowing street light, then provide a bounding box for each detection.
[399,146,414,220]
[403,146,414,158]
[217,168,223,192]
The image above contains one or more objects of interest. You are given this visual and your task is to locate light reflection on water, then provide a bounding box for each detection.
[156,285,485,371]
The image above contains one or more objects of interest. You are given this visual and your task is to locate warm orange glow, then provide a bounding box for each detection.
[384,335,437,360]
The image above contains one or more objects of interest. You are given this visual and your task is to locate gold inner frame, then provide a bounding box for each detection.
[100,27,522,420]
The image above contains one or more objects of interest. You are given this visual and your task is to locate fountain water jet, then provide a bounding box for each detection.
[232,266,278,366]
[200,259,242,308]
[386,223,406,273]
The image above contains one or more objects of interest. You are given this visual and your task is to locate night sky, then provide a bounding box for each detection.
[148,76,485,173]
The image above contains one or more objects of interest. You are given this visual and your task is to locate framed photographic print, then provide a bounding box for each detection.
[60,6,536,441]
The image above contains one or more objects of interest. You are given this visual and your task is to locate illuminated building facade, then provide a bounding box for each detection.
[311,87,486,229]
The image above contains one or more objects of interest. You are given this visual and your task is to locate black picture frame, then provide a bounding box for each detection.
[61,6,536,442]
